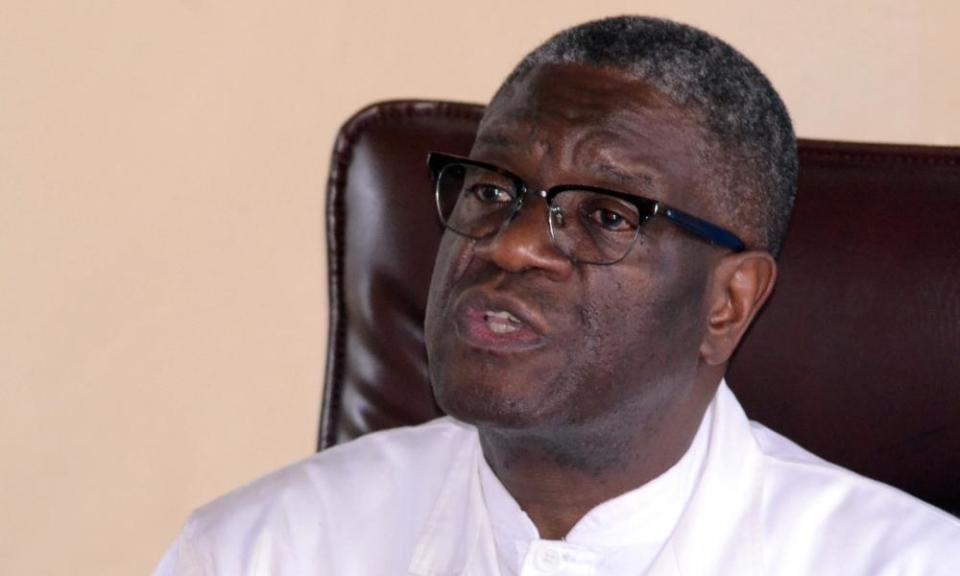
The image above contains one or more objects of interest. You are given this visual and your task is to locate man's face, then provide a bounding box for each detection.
[424,64,724,436]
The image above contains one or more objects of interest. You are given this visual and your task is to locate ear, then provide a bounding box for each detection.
[699,251,778,366]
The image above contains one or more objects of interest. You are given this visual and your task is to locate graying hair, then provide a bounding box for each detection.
[496,16,798,256]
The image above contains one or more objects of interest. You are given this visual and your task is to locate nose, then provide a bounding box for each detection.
[473,194,573,279]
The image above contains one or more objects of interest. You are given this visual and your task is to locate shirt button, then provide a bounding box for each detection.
[535,546,562,572]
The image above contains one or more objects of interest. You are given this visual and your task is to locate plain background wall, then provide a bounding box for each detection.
[1,1,957,574]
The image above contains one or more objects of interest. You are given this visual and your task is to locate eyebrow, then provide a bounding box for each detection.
[593,163,656,194]
[474,130,657,192]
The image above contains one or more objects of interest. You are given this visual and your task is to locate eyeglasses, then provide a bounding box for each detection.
[427,152,745,265]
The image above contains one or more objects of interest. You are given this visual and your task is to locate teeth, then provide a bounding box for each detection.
[489,322,518,334]
[486,310,520,322]
[484,310,521,334]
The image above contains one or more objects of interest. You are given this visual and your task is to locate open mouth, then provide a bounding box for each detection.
[457,303,544,351]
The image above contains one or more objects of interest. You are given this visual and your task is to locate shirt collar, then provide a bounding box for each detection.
[408,380,765,576]
[408,420,488,576]
[647,380,765,575]
[477,388,713,576]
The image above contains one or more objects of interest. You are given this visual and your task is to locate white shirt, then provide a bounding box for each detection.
[479,396,711,576]
[154,382,960,575]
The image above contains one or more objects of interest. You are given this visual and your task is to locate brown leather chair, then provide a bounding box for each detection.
[321,99,960,516]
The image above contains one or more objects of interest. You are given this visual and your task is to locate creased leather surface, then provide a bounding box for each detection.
[322,100,960,514]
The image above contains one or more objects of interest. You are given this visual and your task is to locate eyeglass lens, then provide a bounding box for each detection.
[436,162,644,264]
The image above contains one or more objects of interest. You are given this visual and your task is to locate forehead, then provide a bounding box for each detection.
[489,63,679,124]
[474,64,716,209]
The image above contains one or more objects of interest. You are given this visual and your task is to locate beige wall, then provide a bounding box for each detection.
[1,1,957,574]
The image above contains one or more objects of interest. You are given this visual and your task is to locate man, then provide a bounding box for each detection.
[156,16,960,575]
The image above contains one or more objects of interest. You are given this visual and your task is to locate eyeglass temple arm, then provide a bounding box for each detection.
[658,206,746,252]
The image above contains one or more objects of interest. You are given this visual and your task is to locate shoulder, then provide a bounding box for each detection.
[750,422,960,575]
[155,417,476,575]
[201,417,471,518]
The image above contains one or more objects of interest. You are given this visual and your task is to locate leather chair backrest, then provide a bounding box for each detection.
[322,100,960,515]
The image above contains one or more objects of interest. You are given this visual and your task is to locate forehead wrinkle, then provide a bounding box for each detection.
[564,127,659,193]
[477,106,664,195]
[474,118,553,157]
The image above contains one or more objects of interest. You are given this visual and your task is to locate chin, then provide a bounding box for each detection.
[430,371,559,430]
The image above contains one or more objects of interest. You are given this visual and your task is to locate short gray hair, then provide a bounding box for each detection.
[496,16,798,256]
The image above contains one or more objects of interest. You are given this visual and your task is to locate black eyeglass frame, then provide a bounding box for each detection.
[427,152,746,262]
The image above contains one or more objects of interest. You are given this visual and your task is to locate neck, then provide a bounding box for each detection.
[477,376,719,540]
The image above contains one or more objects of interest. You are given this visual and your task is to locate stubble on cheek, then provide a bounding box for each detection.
[564,256,711,435]
[563,285,659,421]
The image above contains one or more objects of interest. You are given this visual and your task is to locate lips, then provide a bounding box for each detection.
[454,292,547,352]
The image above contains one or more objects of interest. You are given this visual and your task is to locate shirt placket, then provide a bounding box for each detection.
[518,540,600,576]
